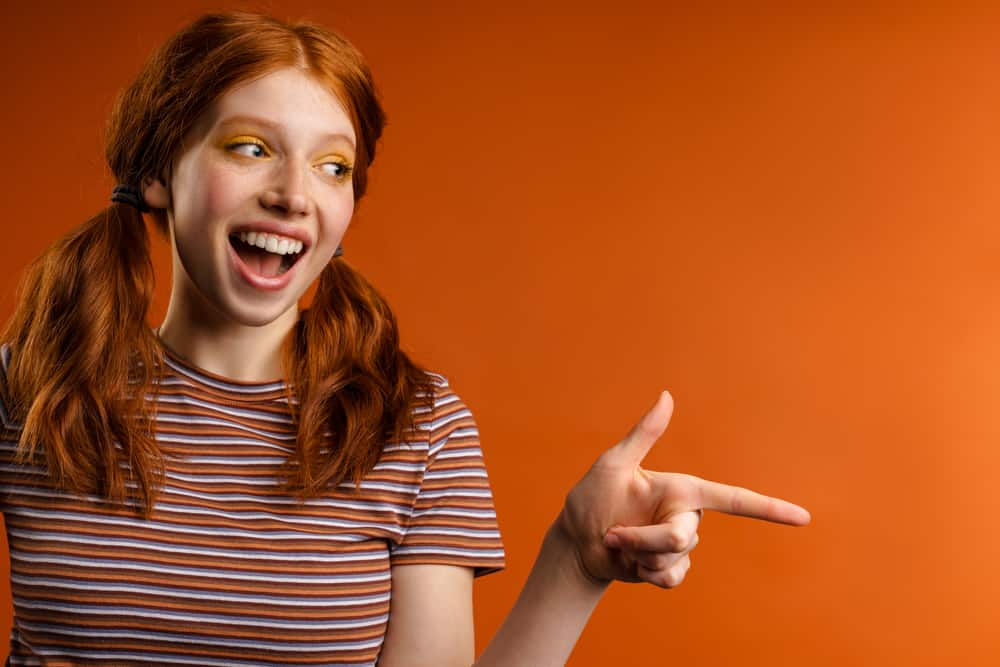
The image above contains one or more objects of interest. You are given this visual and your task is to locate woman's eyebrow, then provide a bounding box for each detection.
[216,114,356,150]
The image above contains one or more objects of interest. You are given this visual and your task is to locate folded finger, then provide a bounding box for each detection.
[606,510,702,552]
[628,531,700,569]
[638,553,691,589]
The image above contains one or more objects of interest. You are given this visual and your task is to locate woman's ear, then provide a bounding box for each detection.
[142,175,170,210]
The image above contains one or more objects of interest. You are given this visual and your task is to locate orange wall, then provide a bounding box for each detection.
[1,1,996,664]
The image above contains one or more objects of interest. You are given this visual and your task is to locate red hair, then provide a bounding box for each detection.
[0,12,434,512]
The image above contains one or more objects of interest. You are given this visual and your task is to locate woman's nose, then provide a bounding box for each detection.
[259,163,311,216]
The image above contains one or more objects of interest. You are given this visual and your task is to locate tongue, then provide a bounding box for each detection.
[235,242,283,277]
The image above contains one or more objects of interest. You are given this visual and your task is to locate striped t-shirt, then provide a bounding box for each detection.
[0,343,504,666]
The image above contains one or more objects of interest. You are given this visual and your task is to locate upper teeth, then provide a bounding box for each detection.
[238,231,304,255]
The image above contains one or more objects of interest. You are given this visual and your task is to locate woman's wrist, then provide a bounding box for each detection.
[549,510,613,594]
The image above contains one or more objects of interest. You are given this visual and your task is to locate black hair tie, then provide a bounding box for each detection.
[111,185,151,213]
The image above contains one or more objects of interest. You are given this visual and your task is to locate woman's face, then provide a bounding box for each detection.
[145,66,357,329]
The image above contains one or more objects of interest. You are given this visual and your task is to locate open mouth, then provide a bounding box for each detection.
[228,233,306,277]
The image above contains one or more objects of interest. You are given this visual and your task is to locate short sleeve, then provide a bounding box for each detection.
[389,375,505,576]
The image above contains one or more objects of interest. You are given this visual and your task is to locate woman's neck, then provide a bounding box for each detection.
[155,311,297,383]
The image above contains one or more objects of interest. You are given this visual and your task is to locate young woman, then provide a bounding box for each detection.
[0,11,810,666]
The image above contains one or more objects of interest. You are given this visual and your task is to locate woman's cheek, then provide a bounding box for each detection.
[200,168,248,216]
[332,194,355,229]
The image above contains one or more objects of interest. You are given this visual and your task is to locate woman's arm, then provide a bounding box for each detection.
[378,564,475,667]
[479,390,809,665]
[380,391,810,666]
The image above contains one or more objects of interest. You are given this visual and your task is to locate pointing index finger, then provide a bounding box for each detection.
[695,478,811,526]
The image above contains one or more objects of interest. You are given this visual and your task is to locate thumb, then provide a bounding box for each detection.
[612,390,674,466]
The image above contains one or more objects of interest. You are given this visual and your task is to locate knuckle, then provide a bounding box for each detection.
[662,568,683,588]
[666,559,692,588]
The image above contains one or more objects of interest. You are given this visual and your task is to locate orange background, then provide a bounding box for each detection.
[1,1,996,665]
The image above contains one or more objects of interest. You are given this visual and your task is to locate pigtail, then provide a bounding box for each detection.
[283,258,434,495]
[1,12,433,507]
[1,202,164,511]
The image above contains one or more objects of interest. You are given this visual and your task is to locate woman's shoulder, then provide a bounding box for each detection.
[418,370,474,420]
[421,369,450,390]
[416,369,466,416]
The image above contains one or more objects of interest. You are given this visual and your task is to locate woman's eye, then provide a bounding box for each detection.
[318,160,354,181]
[225,138,269,158]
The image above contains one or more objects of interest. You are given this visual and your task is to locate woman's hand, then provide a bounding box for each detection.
[555,391,811,588]
[477,390,810,666]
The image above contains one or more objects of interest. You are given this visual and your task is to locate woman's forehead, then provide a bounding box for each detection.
[207,67,357,147]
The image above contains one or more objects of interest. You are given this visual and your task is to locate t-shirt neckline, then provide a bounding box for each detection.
[153,331,291,402]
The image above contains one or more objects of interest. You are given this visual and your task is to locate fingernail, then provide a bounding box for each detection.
[604,533,621,548]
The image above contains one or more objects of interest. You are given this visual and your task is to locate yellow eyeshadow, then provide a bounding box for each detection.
[222,134,266,146]
[216,134,352,171]
[319,154,353,167]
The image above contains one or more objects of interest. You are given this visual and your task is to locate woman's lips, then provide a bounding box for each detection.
[227,236,304,291]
